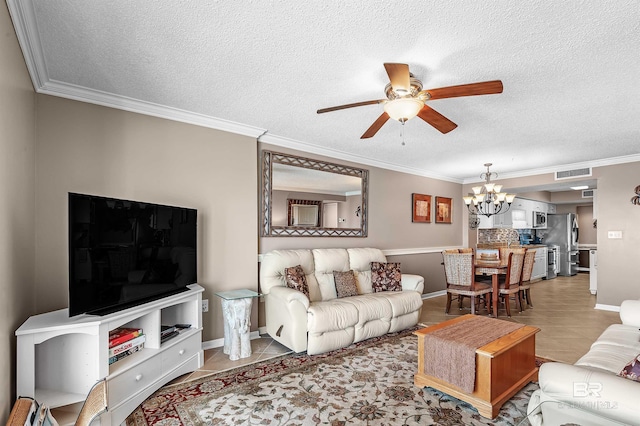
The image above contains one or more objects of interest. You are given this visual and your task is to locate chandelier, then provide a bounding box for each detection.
[463,163,516,217]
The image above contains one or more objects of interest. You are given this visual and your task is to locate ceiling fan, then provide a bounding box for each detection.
[317,63,503,139]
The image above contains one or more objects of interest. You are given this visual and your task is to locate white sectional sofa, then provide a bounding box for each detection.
[528,299,640,426]
[260,248,424,355]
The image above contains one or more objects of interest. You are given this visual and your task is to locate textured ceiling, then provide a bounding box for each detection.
[8,0,640,184]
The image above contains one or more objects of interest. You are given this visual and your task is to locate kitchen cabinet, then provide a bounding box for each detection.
[476,197,554,229]
[531,247,547,280]
[531,201,545,212]
[492,209,512,228]
[477,214,494,229]
[511,198,533,229]
[477,203,511,228]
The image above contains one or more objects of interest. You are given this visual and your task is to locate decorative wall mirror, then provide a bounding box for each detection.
[261,151,368,237]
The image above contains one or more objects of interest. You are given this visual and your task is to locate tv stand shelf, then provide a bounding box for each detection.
[16,284,204,425]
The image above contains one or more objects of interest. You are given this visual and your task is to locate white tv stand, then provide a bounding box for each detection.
[16,284,204,425]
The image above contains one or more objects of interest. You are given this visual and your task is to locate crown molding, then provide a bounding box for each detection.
[463,154,640,185]
[10,0,639,185]
[41,79,266,138]
[6,0,48,89]
[6,0,464,185]
[259,133,462,183]
[7,0,266,139]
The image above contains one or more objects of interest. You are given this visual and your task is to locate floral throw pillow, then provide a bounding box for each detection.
[370,262,402,292]
[284,265,310,298]
[618,354,640,382]
[334,270,359,298]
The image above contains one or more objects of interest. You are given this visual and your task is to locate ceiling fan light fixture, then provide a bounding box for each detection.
[384,98,424,122]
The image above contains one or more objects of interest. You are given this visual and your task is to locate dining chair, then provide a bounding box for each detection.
[442,252,492,315]
[497,250,525,317]
[75,378,107,426]
[519,249,537,308]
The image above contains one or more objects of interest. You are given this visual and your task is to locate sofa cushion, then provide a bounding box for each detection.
[260,249,322,302]
[347,248,387,294]
[376,290,424,317]
[333,270,358,298]
[340,294,393,342]
[312,249,351,300]
[575,343,640,374]
[307,299,359,334]
[618,354,640,381]
[371,262,402,292]
[590,324,640,351]
[284,265,310,298]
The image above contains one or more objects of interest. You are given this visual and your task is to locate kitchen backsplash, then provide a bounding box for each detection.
[478,228,520,244]
[478,228,544,245]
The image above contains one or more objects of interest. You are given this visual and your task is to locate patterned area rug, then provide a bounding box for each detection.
[126,329,539,425]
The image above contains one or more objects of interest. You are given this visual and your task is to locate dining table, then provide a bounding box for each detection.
[475,260,508,317]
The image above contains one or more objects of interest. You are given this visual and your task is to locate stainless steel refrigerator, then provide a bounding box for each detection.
[545,213,579,276]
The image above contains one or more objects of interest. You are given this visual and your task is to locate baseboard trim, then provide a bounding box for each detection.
[202,330,261,350]
[594,303,620,312]
[422,290,446,299]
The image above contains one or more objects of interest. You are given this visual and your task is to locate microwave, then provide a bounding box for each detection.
[533,211,547,229]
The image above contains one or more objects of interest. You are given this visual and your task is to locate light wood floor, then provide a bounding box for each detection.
[170,272,619,385]
[419,272,620,363]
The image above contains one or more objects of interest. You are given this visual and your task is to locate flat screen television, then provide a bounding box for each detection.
[68,193,197,317]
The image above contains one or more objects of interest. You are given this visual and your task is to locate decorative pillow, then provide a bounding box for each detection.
[333,270,358,298]
[284,265,310,298]
[370,262,402,292]
[618,354,640,381]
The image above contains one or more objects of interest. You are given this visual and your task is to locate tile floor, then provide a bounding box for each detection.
[169,331,293,384]
[170,272,620,385]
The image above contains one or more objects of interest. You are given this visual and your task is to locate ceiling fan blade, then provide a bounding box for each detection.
[384,63,411,93]
[361,112,390,139]
[426,80,503,100]
[417,105,458,134]
[317,99,385,114]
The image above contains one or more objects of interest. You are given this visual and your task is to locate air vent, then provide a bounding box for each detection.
[555,167,592,180]
[582,189,595,198]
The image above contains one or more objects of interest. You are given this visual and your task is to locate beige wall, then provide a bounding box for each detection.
[465,163,640,306]
[1,2,37,417]
[551,190,592,204]
[34,95,258,342]
[596,162,640,305]
[260,145,463,252]
[259,144,460,294]
[577,205,596,244]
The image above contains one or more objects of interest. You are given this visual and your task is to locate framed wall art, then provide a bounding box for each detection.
[435,196,452,224]
[412,193,432,223]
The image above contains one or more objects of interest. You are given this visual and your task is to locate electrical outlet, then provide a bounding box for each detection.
[608,231,623,239]
[202,299,209,312]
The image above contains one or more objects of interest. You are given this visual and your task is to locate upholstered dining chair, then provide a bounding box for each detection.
[519,249,537,308]
[497,250,525,317]
[75,378,107,426]
[442,251,492,315]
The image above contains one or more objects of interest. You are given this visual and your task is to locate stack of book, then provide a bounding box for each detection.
[109,327,145,365]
